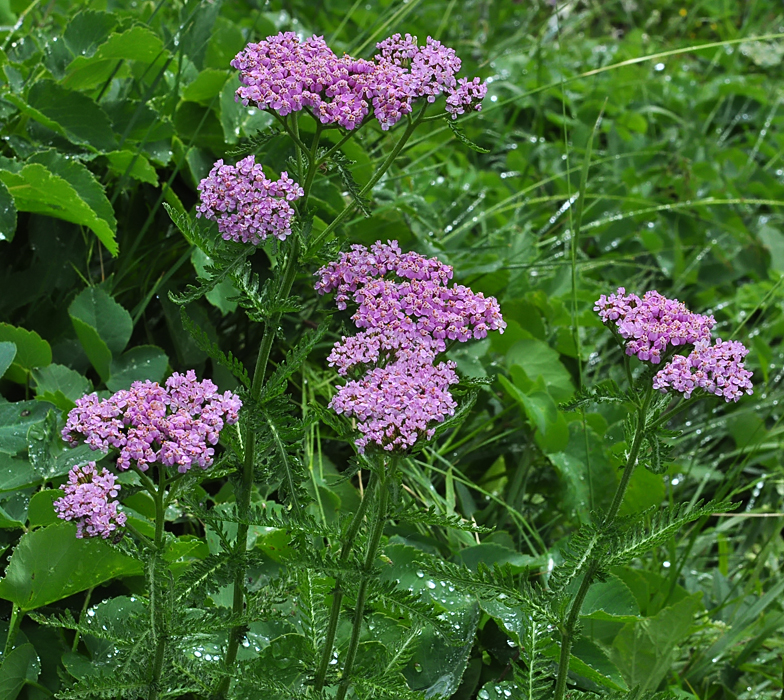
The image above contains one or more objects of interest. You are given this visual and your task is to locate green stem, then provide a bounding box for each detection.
[313,471,378,692]
[309,104,428,253]
[335,463,393,700]
[3,605,23,658]
[553,384,653,700]
[216,125,324,698]
[148,467,168,700]
[319,120,370,164]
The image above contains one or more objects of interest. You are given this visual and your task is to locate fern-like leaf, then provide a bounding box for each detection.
[560,379,627,411]
[607,499,736,566]
[445,118,490,153]
[393,502,491,533]
[328,152,371,217]
[180,308,250,388]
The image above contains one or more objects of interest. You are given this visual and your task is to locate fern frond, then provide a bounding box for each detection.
[328,152,372,217]
[230,261,302,323]
[444,118,490,153]
[174,552,236,603]
[179,309,250,388]
[393,502,491,533]
[515,615,557,700]
[560,380,627,411]
[259,319,330,403]
[352,674,425,700]
[548,522,605,595]
[225,126,285,158]
[367,580,454,640]
[607,500,736,566]
[57,670,149,699]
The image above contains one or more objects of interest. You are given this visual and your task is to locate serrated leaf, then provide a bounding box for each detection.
[445,118,490,153]
[7,80,118,152]
[104,150,158,185]
[63,25,169,91]
[0,162,118,256]
[69,288,132,356]
[0,323,51,384]
[32,363,91,411]
[182,68,230,103]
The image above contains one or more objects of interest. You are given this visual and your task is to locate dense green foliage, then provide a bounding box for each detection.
[1,0,784,698]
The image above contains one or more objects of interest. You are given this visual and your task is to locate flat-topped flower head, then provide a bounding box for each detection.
[594,288,714,364]
[196,156,303,245]
[653,338,754,402]
[446,77,488,119]
[54,463,127,539]
[63,371,242,473]
[318,241,504,452]
[329,346,459,453]
[232,32,486,132]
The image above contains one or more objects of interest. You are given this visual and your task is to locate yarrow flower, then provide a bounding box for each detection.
[317,241,505,452]
[594,287,714,364]
[652,338,754,402]
[63,371,242,473]
[232,32,486,132]
[54,463,127,539]
[196,155,303,245]
[595,287,753,402]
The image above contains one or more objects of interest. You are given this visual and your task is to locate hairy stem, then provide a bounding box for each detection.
[553,383,653,700]
[309,104,428,252]
[335,461,393,700]
[313,470,378,691]
[148,468,168,700]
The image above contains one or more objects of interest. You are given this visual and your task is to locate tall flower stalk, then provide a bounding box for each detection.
[552,288,753,700]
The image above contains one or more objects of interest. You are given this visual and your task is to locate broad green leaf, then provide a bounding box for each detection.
[499,375,569,452]
[70,318,112,382]
[618,464,666,516]
[28,150,116,243]
[104,149,158,185]
[0,455,38,493]
[0,179,16,242]
[452,543,540,573]
[0,401,53,456]
[0,643,40,700]
[581,574,640,620]
[32,363,92,411]
[506,337,574,401]
[0,324,51,385]
[0,163,118,256]
[569,638,628,691]
[63,26,169,90]
[0,342,16,379]
[182,68,230,103]
[62,9,117,58]
[0,504,25,530]
[191,248,238,315]
[27,490,60,529]
[609,593,702,693]
[69,287,132,356]
[546,421,618,521]
[0,521,142,611]
[18,81,117,151]
[107,345,169,391]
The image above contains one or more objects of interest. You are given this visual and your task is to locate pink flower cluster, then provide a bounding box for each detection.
[54,463,127,539]
[652,338,754,402]
[231,32,486,132]
[196,156,303,244]
[595,288,753,403]
[316,241,505,452]
[63,371,242,473]
[595,288,715,364]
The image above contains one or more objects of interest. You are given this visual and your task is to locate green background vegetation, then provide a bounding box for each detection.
[0,0,783,698]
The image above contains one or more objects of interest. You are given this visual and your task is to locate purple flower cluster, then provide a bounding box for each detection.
[595,287,753,403]
[594,288,715,364]
[63,371,242,473]
[653,338,754,402]
[196,156,303,245]
[316,241,505,452]
[231,32,486,132]
[54,463,127,539]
